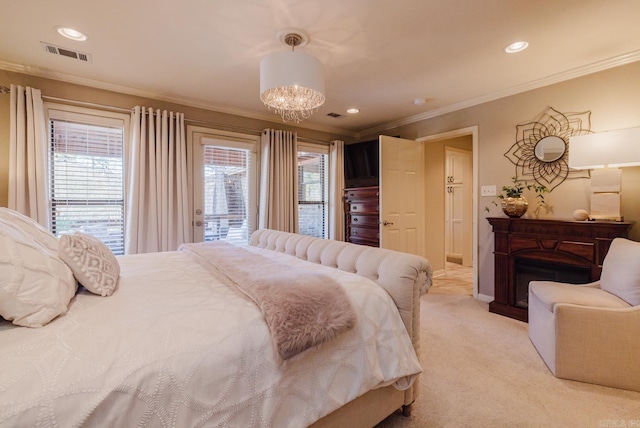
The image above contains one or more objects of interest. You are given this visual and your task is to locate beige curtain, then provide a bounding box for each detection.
[8,85,49,227]
[259,129,299,233]
[329,140,345,241]
[126,106,189,254]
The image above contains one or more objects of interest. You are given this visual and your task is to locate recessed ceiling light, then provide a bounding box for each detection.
[505,41,528,53]
[346,108,360,114]
[56,26,89,41]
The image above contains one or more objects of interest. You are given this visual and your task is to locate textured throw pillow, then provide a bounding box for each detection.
[0,208,77,327]
[600,238,640,306]
[58,232,120,296]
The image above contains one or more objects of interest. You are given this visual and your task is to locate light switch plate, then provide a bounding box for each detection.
[481,185,497,196]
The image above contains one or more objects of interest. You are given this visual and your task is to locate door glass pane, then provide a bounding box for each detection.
[202,145,250,245]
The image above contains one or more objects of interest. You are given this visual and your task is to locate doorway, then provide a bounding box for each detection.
[418,126,478,298]
[187,125,259,245]
[445,147,472,267]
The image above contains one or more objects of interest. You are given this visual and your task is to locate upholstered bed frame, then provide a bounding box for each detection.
[250,229,432,427]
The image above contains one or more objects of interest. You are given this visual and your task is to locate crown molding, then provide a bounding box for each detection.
[358,50,640,137]
[4,50,638,141]
[0,60,357,138]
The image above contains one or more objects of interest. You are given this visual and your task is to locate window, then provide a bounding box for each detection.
[48,106,128,255]
[297,144,329,239]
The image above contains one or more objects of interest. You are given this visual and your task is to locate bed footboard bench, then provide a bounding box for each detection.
[249,229,432,426]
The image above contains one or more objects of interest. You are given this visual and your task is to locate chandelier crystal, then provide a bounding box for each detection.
[260,31,325,123]
[260,85,325,122]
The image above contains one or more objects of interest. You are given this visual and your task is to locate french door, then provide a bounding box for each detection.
[190,128,259,245]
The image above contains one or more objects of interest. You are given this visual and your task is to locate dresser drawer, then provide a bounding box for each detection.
[344,186,380,247]
[350,214,379,227]
[345,187,379,202]
[348,236,379,247]
[349,201,379,214]
[349,226,379,241]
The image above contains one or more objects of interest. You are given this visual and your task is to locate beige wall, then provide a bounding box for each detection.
[0,69,353,207]
[362,61,640,297]
[3,64,640,298]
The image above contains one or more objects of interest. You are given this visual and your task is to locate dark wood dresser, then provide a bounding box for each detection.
[344,186,379,247]
[487,217,632,322]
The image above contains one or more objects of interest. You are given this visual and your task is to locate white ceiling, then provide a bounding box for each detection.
[1,0,639,137]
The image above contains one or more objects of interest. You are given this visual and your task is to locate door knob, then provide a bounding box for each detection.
[195,220,203,227]
[382,220,394,226]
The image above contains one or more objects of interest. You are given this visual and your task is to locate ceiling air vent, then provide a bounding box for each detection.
[327,112,342,118]
[41,42,92,63]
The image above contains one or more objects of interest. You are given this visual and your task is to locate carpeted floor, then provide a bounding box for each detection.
[376,291,640,427]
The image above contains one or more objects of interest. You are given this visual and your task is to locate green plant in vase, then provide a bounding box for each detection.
[498,176,548,218]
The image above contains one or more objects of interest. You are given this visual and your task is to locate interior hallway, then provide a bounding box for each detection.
[428,262,473,296]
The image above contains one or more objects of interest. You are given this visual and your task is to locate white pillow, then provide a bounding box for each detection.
[600,238,640,306]
[0,208,77,327]
[58,232,120,296]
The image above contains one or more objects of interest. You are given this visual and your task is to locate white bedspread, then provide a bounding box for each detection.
[0,245,422,427]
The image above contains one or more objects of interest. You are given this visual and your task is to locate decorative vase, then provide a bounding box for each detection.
[573,209,589,221]
[501,196,528,218]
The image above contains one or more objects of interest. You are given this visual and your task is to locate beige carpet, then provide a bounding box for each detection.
[376,293,640,427]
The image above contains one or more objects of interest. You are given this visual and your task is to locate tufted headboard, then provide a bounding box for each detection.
[249,228,432,404]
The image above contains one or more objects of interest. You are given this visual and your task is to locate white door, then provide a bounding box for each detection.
[379,135,425,257]
[190,128,258,245]
[445,147,472,266]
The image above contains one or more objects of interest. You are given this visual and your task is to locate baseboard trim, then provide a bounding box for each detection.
[432,269,446,278]
[476,293,493,303]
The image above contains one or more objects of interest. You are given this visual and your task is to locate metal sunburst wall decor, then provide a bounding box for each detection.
[504,106,592,191]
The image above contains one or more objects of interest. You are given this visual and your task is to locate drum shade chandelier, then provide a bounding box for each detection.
[260,30,325,123]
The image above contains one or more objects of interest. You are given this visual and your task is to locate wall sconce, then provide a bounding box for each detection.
[569,127,640,221]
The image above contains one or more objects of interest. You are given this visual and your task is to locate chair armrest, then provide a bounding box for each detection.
[529,280,601,289]
[554,303,640,391]
[578,280,601,289]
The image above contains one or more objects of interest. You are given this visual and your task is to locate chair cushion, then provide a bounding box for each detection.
[600,238,640,306]
[529,281,631,313]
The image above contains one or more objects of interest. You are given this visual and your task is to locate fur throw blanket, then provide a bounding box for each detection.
[179,242,357,360]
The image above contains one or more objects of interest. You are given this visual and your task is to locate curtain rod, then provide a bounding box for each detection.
[3,87,331,144]
[40,95,263,135]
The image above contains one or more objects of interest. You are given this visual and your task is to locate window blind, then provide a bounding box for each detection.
[49,118,125,255]
[297,149,328,239]
[202,144,253,246]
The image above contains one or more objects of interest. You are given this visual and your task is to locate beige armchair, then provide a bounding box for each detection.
[528,237,640,392]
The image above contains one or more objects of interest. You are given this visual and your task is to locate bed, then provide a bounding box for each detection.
[0,208,432,427]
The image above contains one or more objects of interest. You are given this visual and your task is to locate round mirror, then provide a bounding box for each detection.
[534,136,566,162]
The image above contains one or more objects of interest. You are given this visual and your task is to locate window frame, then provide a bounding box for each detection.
[45,103,130,254]
[297,141,329,239]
